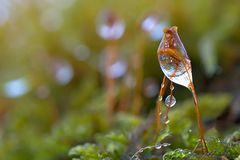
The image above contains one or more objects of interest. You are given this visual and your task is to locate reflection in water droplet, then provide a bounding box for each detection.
[96,11,125,40]
[165,95,176,107]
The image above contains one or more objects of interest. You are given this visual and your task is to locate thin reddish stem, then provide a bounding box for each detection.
[189,83,208,153]
[156,75,169,133]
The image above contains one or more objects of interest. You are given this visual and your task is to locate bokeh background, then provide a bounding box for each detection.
[0,0,239,159]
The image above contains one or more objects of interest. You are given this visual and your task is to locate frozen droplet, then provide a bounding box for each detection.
[96,10,125,40]
[165,95,176,107]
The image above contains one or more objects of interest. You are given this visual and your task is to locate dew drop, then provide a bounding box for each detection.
[155,143,170,150]
[165,95,176,107]
[155,145,162,149]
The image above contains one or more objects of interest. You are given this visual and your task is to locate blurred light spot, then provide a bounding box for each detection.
[55,61,73,85]
[141,16,157,32]
[36,85,50,99]
[40,9,63,32]
[4,78,29,98]
[108,60,127,78]
[96,11,125,40]
[0,0,10,26]
[141,15,168,41]
[73,44,90,61]
[144,78,159,98]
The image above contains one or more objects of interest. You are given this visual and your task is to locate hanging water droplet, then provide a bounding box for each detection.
[165,95,176,107]
[158,27,193,88]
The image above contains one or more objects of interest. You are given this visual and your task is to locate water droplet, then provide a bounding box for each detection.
[165,95,176,107]
[155,145,162,149]
[96,10,125,40]
[162,143,171,147]
[158,112,162,115]
[155,143,170,149]
[158,27,193,88]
